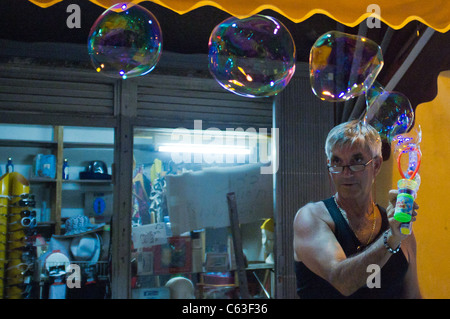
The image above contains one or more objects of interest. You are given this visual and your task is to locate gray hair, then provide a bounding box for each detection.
[325,120,382,160]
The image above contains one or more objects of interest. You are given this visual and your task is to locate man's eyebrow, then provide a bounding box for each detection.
[351,152,364,159]
[330,155,341,161]
[331,152,364,162]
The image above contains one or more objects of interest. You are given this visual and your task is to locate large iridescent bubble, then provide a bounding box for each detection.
[88,3,162,79]
[309,31,383,102]
[363,82,414,143]
[208,14,296,98]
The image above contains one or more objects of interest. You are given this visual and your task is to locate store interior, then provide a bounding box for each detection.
[131,127,275,299]
[0,119,276,299]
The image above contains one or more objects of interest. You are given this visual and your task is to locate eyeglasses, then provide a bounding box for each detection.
[328,158,374,174]
[8,210,36,218]
[9,217,37,228]
[8,197,36,208]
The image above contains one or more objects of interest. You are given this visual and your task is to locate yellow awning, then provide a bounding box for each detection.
[28,0,450,32]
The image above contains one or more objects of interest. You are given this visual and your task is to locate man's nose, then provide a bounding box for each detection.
[342,166,354,175]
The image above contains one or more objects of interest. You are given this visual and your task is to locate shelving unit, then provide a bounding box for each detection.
[0,124,114,235]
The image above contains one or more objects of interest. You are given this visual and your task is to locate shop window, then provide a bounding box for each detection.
[0,124,113,299]
[131,124,275,299]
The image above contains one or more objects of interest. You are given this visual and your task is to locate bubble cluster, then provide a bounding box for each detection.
[208,14,296,98]
[309,31,383,102]
[364,82,415,143]
[88,3,162,79]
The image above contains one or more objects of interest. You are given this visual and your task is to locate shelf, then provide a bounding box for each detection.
[63,142,113,149]
[29,177,56,183]
[63,179,112,184]
[37,221,56,226]
[0,139,57,148]
[246,262,274,270]
[29,178,111,184]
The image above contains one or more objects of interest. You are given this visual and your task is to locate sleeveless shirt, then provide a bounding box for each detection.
[295,197,409,299]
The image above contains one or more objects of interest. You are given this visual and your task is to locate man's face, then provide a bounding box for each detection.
[328,143,380,200]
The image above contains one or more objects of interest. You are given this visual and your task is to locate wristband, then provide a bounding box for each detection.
[383,230,401,254]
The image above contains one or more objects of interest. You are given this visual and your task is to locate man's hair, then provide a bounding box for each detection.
[325,120,382,160]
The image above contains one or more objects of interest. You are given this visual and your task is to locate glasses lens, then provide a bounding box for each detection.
[21,218,36,227]
[328,166,342,173]
[21,210,31,217]
[349,164,365,172]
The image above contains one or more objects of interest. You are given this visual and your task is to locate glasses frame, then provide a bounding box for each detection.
[8,210,36,218]
[327,158,374,174]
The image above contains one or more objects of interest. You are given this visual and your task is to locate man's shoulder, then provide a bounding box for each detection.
[295,199,332,227]
[297,199,329,214]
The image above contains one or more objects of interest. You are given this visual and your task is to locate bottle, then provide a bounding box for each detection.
[394,178,419,235]
[164,215,172,237]
[62,158,69,180]
[6,157,14,173]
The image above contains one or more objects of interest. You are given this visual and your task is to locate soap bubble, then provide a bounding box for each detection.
[364,82,414,143]
[309,31,383,102]
[392,125,422,154]
[88,3,162,79]
[208,14,296,98]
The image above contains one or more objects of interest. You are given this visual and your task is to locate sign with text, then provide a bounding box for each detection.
[131,223,168,249]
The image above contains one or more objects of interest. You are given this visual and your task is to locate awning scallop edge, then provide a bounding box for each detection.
[28,0,450,33]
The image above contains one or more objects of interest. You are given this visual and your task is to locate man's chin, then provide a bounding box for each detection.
[338,185,360,197]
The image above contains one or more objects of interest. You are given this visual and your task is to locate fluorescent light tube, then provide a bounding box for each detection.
[158,144,251,155]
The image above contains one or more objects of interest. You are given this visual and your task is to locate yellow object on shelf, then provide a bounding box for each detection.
[0,172,31,299]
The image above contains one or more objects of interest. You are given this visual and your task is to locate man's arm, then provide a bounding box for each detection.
[294,202,403,296]
[400,232,422,298]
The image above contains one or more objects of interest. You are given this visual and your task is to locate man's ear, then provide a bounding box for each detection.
[373,155,383,176]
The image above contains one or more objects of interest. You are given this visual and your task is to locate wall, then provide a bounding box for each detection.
[412,71,450,299]
[377,71,450,299]
[275,65,335,298]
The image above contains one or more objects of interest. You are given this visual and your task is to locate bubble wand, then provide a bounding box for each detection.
[392,127,422,235]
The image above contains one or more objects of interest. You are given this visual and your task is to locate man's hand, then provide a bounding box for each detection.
[386,189,419,243]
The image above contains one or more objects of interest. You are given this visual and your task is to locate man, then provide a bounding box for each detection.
[293,120,421,298]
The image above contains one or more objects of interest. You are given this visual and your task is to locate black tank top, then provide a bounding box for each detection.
[295,197,409,299]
